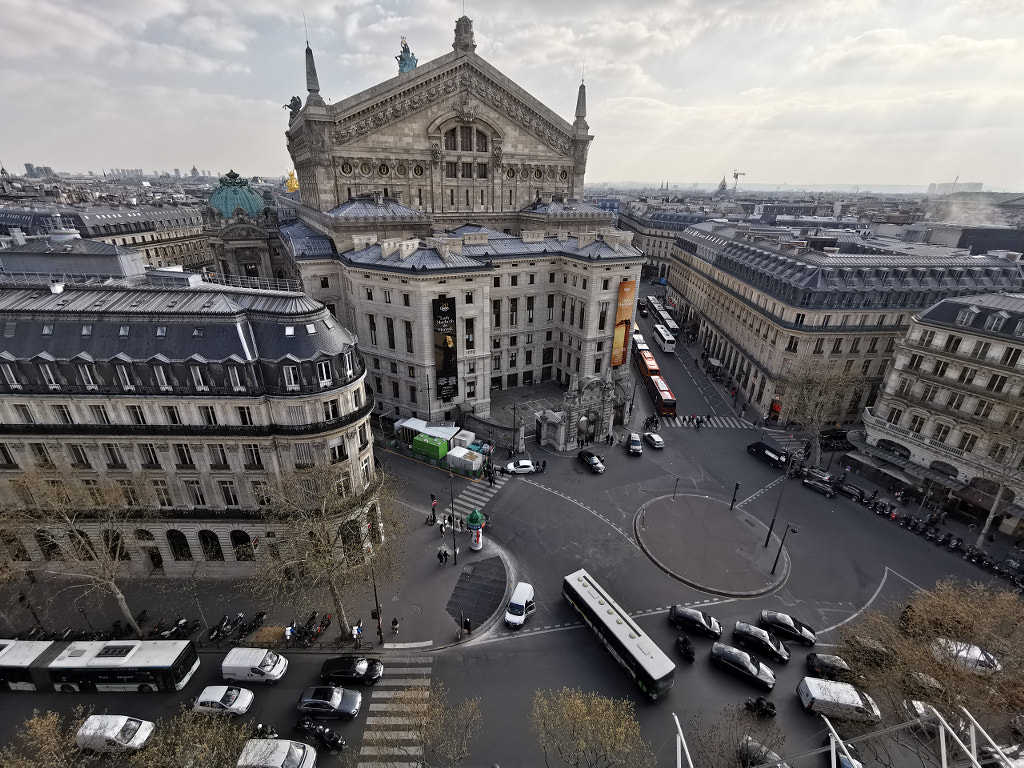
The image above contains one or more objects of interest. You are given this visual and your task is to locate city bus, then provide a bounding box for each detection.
[652,324,676,353]
[645,374,677,416]
[659,312,680,336]
[0,639,200,693]
[635,349,660,380]
[646,296,663,316]
[631,333,649,355]
[562,568,675,700]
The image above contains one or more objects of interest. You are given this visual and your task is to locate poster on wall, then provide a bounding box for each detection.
[432,297,459,400]
[610,279,637,367]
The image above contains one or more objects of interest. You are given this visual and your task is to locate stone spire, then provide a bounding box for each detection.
[453,16,477,53]
[305,42,325,106]
[573,78,589,134]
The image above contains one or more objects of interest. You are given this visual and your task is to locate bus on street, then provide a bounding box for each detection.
[562,569,675,700]
[652,324,676,353]
[645,374,677,416]
[635,349,660,380]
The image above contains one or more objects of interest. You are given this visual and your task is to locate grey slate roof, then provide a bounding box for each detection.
[326,195,427,221]
[279,220,337,258]
[520,198,605,217]
[917,292,1024,340]
[0,238,146,278]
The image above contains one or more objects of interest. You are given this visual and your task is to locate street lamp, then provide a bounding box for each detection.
[764,483,785,548]
[449,472,458,566]
[730,482,741,511]
[673,477,679,501]
[367,552,384,645]
[770,524,797,575]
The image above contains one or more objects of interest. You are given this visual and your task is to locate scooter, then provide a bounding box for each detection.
[253,723,279,739]
[207,614,230,643]
[315,725,345,753]
[294,715,317,737]
[675,635,695,663]
[744,696,777,717]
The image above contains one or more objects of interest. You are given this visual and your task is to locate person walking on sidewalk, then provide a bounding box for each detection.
[437,549,445,566]
[442,549,450,564]
[439,520,447,537]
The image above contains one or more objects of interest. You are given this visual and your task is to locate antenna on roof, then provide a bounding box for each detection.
[581,61,585,84]
[303,11,309,45]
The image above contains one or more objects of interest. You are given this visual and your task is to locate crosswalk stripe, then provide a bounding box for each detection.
[371,689,431,699]
[364,731,420,741]
[373,677,431,687]
[358,762,421,767]
[360,746,423,756]
[366,716,419,725]
[368,702,428,711]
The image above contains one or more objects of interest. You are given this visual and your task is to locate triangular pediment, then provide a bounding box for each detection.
[326,51,577,157]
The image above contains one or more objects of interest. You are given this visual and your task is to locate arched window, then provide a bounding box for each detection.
[70,530,96,561]
[135,529,155,541]
[0,530,30,561]
[35,530,63,560]
[166,530,192,561]
[230,530,255,561]
[198,530,224,561]
[103,529,130,561]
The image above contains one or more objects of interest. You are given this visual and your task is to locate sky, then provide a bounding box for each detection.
[2,0,1022,190]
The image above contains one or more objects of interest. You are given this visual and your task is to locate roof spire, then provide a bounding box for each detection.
[573,71,588,134]
[305,30,325,107]
[453,15,476,53]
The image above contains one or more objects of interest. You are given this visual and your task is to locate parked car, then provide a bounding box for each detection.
[627,433,643,455]
[931,638,1002,675]
[640,307,649,318]
[295,686,362,720]
[320,656,384,686]
[758,611,816,645]
[822,736,864,768]
[192,685,254,716]
[733,621,790,664]
[804,467,834,484]
[738,736,791,768]
[710,642,776,690]
[577,450,606,474]
[505,459,537,474]
[837,484,867,503]
[668,605,723,639]
[747,441,789,469]
[806,653,856,683]
[644,432,665,449]
[76,715,154,753]
[803,477,837,498]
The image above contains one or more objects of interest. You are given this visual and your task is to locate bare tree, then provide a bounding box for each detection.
[246,461,406,637]
[687,705,786,768]
[358,680,482,768]
[0,464,159,637]
[125,706,252,768]
[969,415,1024,549]
[776,356,865,466]
[0,707,92,768]
[837,579,1024,734]
[530,687,654,768]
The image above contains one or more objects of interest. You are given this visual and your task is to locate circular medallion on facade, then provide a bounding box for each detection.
[341,161,353,175]
[414,165,425,177]
[506,168,516,179]
[560,170,568,180]
[534,169,543,180]
[546,169,555,180]
[360,162,372,175]
[378,162,390,176]
[396,164,408,177]
[520,168,530,180]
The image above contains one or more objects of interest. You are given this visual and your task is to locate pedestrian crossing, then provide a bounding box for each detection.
[357,654,433,768]
[659,414,751,429]
[448,473,509,520]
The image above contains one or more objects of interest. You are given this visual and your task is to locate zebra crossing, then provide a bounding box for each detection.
[659,414,751,429]
[448,472,509,520]
[357,653,433,768]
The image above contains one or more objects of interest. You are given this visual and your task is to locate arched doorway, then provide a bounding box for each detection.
[34,530,63,561]
[198,530,224,561]
[929,460,959,479]
[230,530,255,561]
[166,530,193,561]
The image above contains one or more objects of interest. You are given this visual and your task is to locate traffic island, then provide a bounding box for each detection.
[635,494,789,597]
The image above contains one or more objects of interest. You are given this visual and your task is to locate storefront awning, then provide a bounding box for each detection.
[708,358,722,368]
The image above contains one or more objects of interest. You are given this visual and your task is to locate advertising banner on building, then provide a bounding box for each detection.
[610,279,637,367]
[432,297,459,400]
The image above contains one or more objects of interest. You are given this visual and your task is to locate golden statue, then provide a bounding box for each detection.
[285,170,299,193]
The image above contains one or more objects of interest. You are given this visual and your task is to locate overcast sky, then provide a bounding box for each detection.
[2,0,1021,190]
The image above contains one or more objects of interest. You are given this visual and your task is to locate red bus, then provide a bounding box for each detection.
[645,375,677,416]
[636,350,660,380]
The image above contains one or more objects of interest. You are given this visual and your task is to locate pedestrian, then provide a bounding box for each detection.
[488,473,494,486]
[508,445,513,459]
[542,460,547,472]
[443,549,450,564]
[440,520,447,537]
[437,549,445,566]
[463,616,472,635]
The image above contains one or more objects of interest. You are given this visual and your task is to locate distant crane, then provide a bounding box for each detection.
[732,169,746,195]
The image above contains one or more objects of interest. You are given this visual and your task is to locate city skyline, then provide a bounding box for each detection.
[2,0,1022,190]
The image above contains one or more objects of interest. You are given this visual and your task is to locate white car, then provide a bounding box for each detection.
[931,638,1002,675]
[193,685,254,716]
[76,715,154,753]
[644,432,665,449]
[505,459,537,474]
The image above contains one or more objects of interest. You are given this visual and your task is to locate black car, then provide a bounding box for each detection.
[802,477,837,498]
[758,610,816,646]
[739,736,791,768]
[320,656,384,686]
[836,483,866,503]
[668,605,723,639]
[577,450,606,474]
[710,642,776,691]
[295,685,362,719]
[806,652,855,683]
[733,621,790,664]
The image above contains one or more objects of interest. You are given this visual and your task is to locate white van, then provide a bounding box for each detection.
[504,582,536,629]
[76,715,154,753]
[222,648,288,686]
[237,739,317,768]
[797,677,881,724]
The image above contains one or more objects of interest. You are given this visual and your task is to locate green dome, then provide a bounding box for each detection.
[209,170,266,217]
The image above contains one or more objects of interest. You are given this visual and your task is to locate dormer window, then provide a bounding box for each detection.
[81,324,93,337]
[984,311,1009,332]
[306,324,316,335]
[192,326,205,338]
[956,307,978,326]
[285,326,295,337]
[119,325,130,337]
[156,326,167,337]
[42,325,53,336]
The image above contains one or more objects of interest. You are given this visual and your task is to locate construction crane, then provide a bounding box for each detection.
[732,169,746,195]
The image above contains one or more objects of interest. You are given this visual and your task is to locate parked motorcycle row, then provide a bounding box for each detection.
[284,611,333,647]
[14,608,270,644]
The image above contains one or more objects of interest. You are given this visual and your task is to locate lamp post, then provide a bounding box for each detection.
[425,379,432,423]
[449,472,458,565]
[673,477,679,501]
[78,605,94,632]
[629,377,638,414]
[764,483,785,548]
[730,482,741,510]
[771,524,797,575]
[367,552,384,645]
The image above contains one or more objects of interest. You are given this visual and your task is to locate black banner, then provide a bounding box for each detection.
[432,298,459,400]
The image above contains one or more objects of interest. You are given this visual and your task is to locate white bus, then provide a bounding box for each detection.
[659,313,680,336]
[631,333,649,354]
[562,568,676,700]
[0,639,200,693]
[652,324,676,353]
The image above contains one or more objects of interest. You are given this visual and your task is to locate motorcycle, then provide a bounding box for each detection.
[239,610,268,637]
[315,726,345,753]
[252,723,279,739]
[207,614,230,643]
[294,716,317,737]
[744,696,777,717]
[947,536,964,553]
[220,612,245,640]
[934,532,951,547]
[675,635,695,663]
[159,617,189,639]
